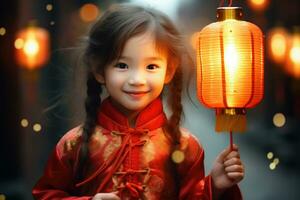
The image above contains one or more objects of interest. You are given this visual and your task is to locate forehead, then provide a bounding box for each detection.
[121,32,168,59]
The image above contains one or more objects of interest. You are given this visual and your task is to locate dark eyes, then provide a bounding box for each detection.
[114,62,128,69]
[114,63,159,70]
[146,64,159,70]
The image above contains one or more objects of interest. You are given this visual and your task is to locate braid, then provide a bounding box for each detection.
[166,67,183,145]
[76,72,102,182]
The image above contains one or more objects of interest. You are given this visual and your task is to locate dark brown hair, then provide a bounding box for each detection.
[77,3,185,181]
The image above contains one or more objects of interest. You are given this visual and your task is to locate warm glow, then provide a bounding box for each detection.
[225,44,238,72]
[0,194,6,200]
[290,46,300,64]
[251,0,265,6]
[15,26,50,69]
[33,123,42,132]
[248,0,269,11]
[0,27,6,36]
[21,118,29,127]
[273,113,286,127]
[285,33,300,78]
[267,27,289,64]
[14,38,24,49]
[273,158,279,165]
[24,37,40,56]
[197,19,264,108]
[79,3,99,22]
[271,34,287,61]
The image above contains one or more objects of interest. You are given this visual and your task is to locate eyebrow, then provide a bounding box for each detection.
[119,56,164,62]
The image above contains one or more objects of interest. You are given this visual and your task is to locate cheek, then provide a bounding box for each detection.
[105,71,124,88]
[150,75,166,91]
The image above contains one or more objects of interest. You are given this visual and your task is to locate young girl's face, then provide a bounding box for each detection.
[96,32,170,115]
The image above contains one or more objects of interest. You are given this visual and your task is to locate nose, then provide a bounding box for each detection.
[128,69,146,86]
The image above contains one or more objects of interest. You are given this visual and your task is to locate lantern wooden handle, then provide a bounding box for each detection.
[230,130,233,151]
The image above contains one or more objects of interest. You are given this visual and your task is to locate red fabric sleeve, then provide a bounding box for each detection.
[178,134,242,200]
[32,147,92,200]
[32,129,92,200]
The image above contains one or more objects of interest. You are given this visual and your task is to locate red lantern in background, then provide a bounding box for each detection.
[15,26,50,70]
[286,32,300,79]
[196,7,264,148]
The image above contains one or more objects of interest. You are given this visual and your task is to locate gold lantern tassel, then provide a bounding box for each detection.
[215,108,246,132]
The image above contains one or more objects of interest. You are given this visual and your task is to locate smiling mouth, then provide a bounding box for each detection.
[124,91,149,98]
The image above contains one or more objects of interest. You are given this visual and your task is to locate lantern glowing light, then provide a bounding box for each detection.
[247,0,269,12]
[267,27,289,64]
[286,32,300,78]
[15,26,50,70]
[196,7,264,143]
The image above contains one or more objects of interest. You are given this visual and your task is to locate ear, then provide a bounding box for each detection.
[93,72,105,84]
[164,68,176,84]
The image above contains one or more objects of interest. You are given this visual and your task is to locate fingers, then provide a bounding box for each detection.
[224,150,240,162]
[93,192,120,200]
[227,172,244,181]
[223,145,244,179]
[225,164,244,173]
[216,144,240,163]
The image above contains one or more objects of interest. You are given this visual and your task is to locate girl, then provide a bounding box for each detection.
[33,3,244,200]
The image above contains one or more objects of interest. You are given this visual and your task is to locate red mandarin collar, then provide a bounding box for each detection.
[97,97,167,132]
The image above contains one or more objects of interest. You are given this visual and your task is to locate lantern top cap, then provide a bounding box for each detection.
[217,7,243,21]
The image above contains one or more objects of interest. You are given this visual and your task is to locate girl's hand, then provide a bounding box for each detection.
[92,192,120,200]
[211,144,244,191]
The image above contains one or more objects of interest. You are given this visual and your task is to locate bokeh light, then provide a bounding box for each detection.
[171,150,185,163]
[0,194,6,200]
[267,27,289,64]
[46,4,53,11]
[20,118,29,127]
[273,113,286,127]
[14,38,24,49]
[247,0,269,11]
[0,27,6,36]
[289,46,300,64]
[267,152,274,159]
[274,158,280,165]
[79,3,100,22]
[269,162,276,170]
[33,123,42,132]
[286,33,300,78]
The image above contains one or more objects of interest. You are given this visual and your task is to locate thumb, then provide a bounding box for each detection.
[216,144,238,163]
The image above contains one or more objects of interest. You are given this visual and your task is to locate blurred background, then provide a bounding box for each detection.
[0,0,299,199]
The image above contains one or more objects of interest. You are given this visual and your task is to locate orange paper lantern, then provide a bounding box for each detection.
[15,26,50,70]
[196,7,264,132]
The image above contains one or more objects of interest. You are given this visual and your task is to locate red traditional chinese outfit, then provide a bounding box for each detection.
[32,97,242,200]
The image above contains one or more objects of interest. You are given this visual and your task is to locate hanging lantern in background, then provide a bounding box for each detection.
[267,27,289,64]
[15,26,50,70]
[286,31,300,79]
[196,6,264,148]
[247,0,269,12]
